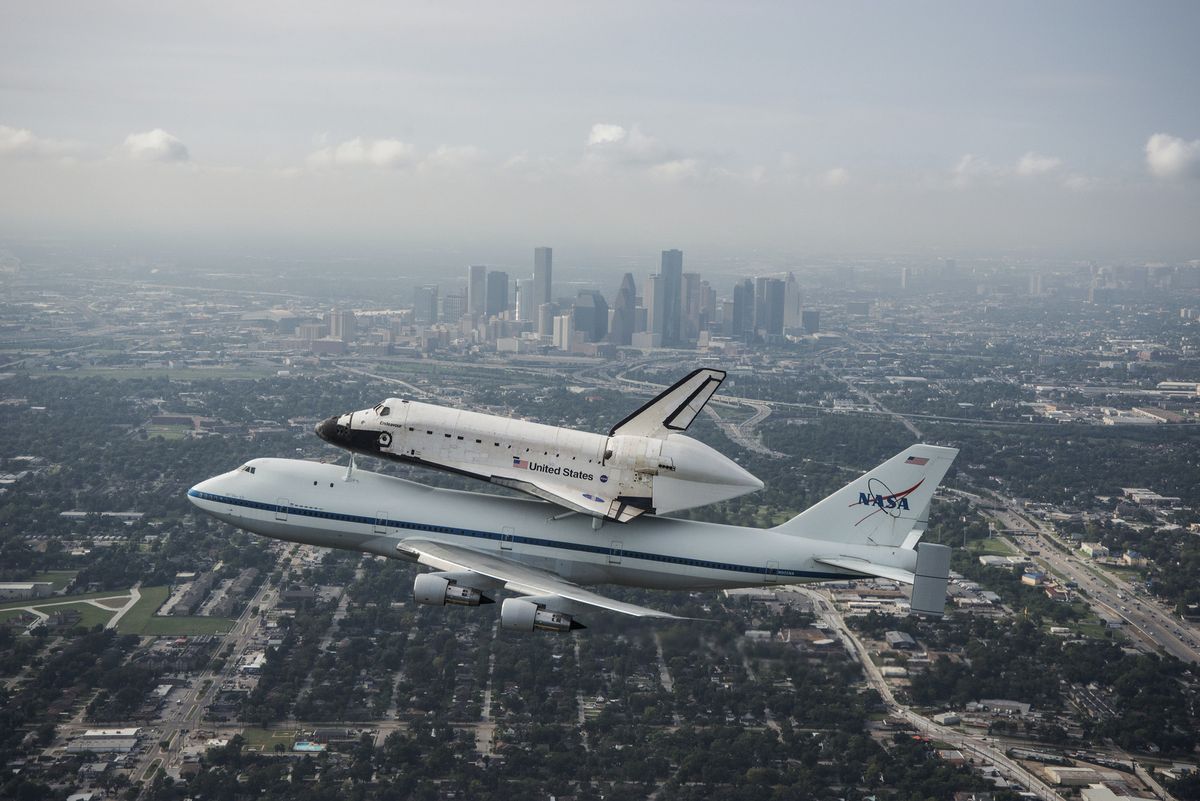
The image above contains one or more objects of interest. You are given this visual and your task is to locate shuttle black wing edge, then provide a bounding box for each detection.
[490,476,648,523]
[609,368,726,438]
[397,538,687,619]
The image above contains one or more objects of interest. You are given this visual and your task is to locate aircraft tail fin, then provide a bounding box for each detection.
[773,444,958,548]
[609,368,725,438]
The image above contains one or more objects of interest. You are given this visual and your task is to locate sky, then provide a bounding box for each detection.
[1,1,1199,264]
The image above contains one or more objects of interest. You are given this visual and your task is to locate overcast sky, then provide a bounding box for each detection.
[2,1,1199,262]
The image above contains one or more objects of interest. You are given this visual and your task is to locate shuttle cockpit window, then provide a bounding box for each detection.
[379,406,391,417]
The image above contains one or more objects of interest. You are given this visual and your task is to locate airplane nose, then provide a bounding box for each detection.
[187,476,218,506]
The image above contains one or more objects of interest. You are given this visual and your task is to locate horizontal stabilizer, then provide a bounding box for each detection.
[815,556,915,585]
[609,369,726,438]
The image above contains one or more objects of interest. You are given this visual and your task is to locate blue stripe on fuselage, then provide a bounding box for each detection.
[188,489,845,581]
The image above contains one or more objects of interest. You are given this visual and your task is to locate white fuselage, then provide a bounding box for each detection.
[317,398,762,522]
[188,458,918,592]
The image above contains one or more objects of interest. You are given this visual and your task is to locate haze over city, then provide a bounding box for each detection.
[2,1,1200,262]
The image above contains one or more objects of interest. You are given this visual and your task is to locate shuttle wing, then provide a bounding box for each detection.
[490,476,647,523]
[396,538,682,619]
[609,368,726,438]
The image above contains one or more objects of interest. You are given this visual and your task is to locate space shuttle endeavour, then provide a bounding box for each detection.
[316,368,763,522]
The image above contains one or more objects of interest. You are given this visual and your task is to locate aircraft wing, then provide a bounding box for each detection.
[489,476,647,523]
[396,538,682,619]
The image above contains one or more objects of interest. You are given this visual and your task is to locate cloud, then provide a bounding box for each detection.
[952,151,1065,185]
[648,158,698,182]
[306,137,414,169]
[419,144,483,171]
[951,153,999,186]
[583,122,674,169]
[1016,152,1062,176]
[1145,133,1200,179]
[123,128,190,162]
[0,125,79,159]
[587,124,628,147]
[822,167,850,187]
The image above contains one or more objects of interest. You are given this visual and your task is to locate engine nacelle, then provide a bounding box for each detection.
[500,598,583,633]
[413,573,489,607]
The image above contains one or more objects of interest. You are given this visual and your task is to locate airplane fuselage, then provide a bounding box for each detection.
[189,458,917,592]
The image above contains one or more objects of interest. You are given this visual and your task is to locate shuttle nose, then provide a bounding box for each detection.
[315,415,343,443]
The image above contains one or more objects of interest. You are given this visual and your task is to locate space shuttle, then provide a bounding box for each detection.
[315,368,763,523]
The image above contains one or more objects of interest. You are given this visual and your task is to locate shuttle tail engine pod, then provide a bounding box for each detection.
[315,368,764,523]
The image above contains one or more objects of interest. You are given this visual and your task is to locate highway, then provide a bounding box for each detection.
[987,503,1200,665]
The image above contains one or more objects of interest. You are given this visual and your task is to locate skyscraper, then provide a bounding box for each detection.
[573,290,609,343]
[515,278,533,321]
[609,272,637,345]
[328,308,357,343]
[660,249,683,346]
[682,272,702,343]
[761,278,785,336]
[783,272,801,329]
[731,279,754,337]
[801,309,820,333]
[413,285,439,325]
[644,274,665,337]
[534,247,553,309]
[537,302,555,339]
[442,291,466,322]
[467,264,487,316]
[486,271,509,317]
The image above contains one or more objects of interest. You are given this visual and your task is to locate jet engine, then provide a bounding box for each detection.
[413,573,491,607]
[500,598,584,633]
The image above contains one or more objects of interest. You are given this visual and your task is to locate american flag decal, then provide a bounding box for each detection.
[905,456,929,466]
[513,456,528,468]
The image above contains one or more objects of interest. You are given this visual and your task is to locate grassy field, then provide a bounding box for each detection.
[0,601,115,628]
[48,602,117,628]
[116,586,234,636]
[145,425,191,440]
[967,536,1018,557]
[0,588,132,613]
[37,570,79,590]
[240,727,299,752]
[0,608,35,624]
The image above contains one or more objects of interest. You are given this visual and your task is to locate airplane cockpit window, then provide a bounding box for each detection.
[239,465,257,474]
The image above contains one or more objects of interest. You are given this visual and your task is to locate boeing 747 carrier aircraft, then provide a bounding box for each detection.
[188,443,958,632]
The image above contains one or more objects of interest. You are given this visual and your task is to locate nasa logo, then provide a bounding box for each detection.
[599,475,609,484]
[848,477,924,525]
[377,432,392,448]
